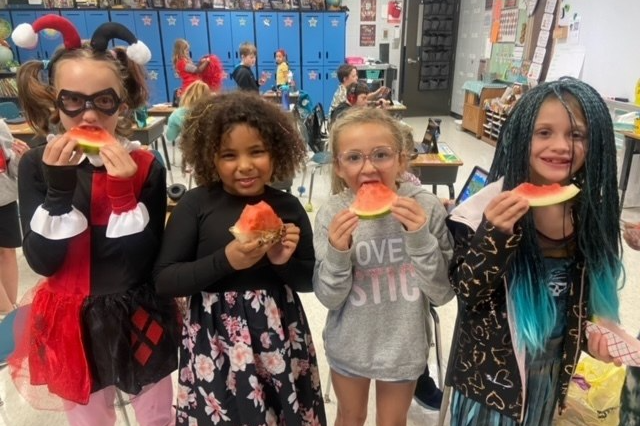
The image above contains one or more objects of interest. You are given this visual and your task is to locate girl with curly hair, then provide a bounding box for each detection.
[154,91,327,426]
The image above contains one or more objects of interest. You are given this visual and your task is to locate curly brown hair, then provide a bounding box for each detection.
[181,91,307,188]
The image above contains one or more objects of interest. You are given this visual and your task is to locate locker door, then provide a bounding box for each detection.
[230,12,254,64]
[60,11,88,40]
[207,12,233,66]
[324,13,345,66]
[165,65,181,100]
[254,12,278,68]
[84,10,108,40]
[277,12,300,68]
[109,11,135,49]
[221,64,236,92]
[183,11,208,61]
[159,11,184,66]
[134,11,163,66]
[257,64,275,91]
[300,13,323,66]
[11,11,39,62]
[146,65,168,105]
[301,66,322,108]
[323,66,338,110]
[36,11,62,61]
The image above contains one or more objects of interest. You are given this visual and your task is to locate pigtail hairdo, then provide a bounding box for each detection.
[15,61,56,135]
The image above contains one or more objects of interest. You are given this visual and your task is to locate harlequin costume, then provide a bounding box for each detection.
[8,15,179,411]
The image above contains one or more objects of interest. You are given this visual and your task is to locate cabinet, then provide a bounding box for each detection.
[481,110,507,146]
[301,12,345,108]
[159,11,209,64]
[461,84,506,138]
[60,10,108,40]
[255,11,301,91]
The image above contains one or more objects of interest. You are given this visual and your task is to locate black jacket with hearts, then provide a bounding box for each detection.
[444,181,588,423]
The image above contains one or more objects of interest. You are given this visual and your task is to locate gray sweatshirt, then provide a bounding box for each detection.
[0,120,18,207]
[313,182,454,381]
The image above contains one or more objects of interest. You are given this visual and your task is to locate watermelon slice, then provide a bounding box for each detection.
[350,182,398,219]
[67,125,117,155]
[229,201,285,244]
[512,182,580,207]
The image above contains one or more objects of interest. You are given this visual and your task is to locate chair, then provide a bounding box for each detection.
[0,102,21,120]
[294,106,331,212]
[322,305,444,403]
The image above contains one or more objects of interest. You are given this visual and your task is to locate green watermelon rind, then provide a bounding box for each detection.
[76,140,103,155]
[349,206,392,220]
[514,183,580,207]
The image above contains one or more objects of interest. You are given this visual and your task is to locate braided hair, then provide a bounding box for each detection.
[488,77,623,353]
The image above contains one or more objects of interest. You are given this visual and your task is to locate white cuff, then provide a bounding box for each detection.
[30,205,88,240]
[106,202,150,238]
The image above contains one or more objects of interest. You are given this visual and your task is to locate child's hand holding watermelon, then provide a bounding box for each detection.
[225,238,274,270]
[267,223,300,265]
[390,196,427,232]
[484,191,530,235]
[328,209,359,251]
[622,221,640,251]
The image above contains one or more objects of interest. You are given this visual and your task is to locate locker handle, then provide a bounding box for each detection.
[325,52,328,59]
[228,52,231,60]
[318,51,321,59]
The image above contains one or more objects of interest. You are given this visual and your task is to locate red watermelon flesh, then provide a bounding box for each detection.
[512,182,580,207]
[350,182,398,219]
[67,125,117,155]
[229,201,285,243]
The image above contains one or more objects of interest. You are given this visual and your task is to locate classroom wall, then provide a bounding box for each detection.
[555,0,639,100]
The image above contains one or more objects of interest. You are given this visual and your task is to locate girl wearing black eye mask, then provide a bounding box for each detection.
[8,15,179,426]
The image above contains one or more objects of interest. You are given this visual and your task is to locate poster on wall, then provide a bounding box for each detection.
[361,0,377,22]
[387,1,402,24]
[360,24,376,46]
[498,7,518,42]
[485,0,493,10]
[503,0,516,8]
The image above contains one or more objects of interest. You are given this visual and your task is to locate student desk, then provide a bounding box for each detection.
[148,104,175,118]
[409,142,463,199]
[619,131,640,207]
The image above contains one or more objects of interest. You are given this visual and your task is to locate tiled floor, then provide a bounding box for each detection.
[1,116,639,425]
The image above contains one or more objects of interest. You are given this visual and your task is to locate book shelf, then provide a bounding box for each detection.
[481,109,507,147]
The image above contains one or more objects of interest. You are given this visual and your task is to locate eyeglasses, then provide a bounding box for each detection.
[56,88,122,117]
[337,146,398,169]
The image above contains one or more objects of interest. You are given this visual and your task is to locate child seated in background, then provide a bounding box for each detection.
[166,80,211,144]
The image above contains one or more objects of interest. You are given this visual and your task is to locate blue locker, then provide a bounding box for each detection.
[207,12,233,66]
[84,11,108,40]
[159,11,184,66]
[277,12,300,68]
[221,64,236,92]
[0,12,16,60]
[60,11,88,39]
[108,11,135,49]
[323,13,346,66]
[230,12,254,63]
[254,12,278,68]
[133,11,163,66]
[183,11,208,61]
[301,65,323,108]
[288,65,301,94]
[35,11,63,60]
[146,65,168,106]
[257,65,275,91]
[165,65,181,99]
[323,66,339,110]
[300,13,323,66]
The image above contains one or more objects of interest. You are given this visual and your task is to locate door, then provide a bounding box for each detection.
[278,12,300,67]
[208,12,234,66]
[255,12,278,68]
[400,0,458,116]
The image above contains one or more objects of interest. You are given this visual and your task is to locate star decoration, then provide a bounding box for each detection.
[166,16,177,26]
[263,18,271,27]
[216,17,224,26]
[238,17,247,26]
[148,70,158,80]
[308,17,318,27]
[331,19,339,27]
[283,17,293,27]
[308,70,317,80]
[190,15,200,26]
[142,15,152,26]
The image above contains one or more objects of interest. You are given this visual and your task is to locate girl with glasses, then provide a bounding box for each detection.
[313,107,454,426]
[9,16,179,425]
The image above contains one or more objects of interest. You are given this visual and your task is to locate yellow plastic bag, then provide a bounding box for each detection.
[556,355,626,426]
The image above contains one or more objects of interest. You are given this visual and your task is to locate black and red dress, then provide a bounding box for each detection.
[10,142,180,410]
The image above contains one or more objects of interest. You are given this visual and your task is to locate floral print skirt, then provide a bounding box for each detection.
[176,286,327,426]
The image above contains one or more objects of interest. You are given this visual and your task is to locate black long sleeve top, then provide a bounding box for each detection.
[153,183,315,297]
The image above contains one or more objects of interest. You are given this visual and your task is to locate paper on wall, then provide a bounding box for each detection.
[537,29,550,48]
[540,12,554,31]
[545,0,557,14]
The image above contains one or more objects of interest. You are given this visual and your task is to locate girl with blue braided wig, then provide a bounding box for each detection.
[443,76,623,426]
